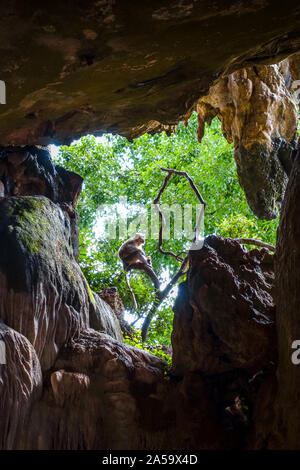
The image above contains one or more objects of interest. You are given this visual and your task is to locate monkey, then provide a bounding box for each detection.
[118,233,152,271]
[117,233,160,310]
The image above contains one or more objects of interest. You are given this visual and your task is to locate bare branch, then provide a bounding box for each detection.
[234,238,275,252]
[125,273,138,310]
[119,164,275,342]
[141,255,189,342]
[141,167,206,341]
[160,168,206,206]
[153,171,182,261]
[154,167,206,262]
[153,171,172,205]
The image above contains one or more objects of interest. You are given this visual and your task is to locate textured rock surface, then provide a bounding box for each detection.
[272,149,300,449]
[0,322,42,449]
[0,196,90,370]
[196,56,300,219]
[97,287,125,319]
[0,145,83,258]
[89,291,123,342]
[0,145,123,371]
[97,287,135,336]
[172,236,276,376]
[21,329,166,450]
[171,236,278,449]
[0,1,300,145]
[0,146,83,204]
[20,329,237,450]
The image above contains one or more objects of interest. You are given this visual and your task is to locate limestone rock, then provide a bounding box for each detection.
[50,369,91,407]
[272,148,300,449]
[0,196,90,370]
[172,236,276,376]
[196,57,300,219]
[21,329,237,450]
[22,329,166,450]
[0,146,83,206]
[0,145,83,258]
[0,322,42,449]
[97,287,124,319]
[89,291,123,342]
[97,287,135,337]
[0,1,299,145]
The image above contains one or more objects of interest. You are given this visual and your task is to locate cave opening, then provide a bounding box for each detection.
[49,112,279,353]
[1,0,300,452]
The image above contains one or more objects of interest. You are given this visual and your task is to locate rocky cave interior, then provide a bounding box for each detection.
[1,0,300,450]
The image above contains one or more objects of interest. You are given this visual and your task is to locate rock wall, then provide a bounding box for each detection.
[196,55,300,219]
[0,195,91,371]
[19,330,165,450]
[172,236,276,377]
[0,1,299,146]
[89,291,123,342]
[172,236,277,449]
[0,146,127,449]
[0,322,42,450]
[272,149,300,449]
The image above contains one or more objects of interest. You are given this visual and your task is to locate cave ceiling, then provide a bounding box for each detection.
[0,0,300,146]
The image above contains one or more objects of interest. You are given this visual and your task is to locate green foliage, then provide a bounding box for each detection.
[123,330,172,371]
[216,214,256,239]
[146,305,174,346]
[55,113,279,348]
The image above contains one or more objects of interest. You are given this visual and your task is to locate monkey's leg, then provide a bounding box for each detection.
[130,261,160,292]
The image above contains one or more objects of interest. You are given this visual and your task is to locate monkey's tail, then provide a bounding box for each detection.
[126,273,138,310]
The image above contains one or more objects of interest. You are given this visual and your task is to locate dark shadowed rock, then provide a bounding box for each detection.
[97,287,125,319]
[20,329,166,450]
[19,329,235,450]
[0,321,42,449]
[0,146,83,205]
[97,287,135,337]
[0,196,90,370]
[0,1,299,146]
[89,291,123,341]
[172,236,276,376]
[272,149,300,449]
[0,145,83,258]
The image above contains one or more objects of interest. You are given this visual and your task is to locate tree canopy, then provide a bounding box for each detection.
[55,113,278,347]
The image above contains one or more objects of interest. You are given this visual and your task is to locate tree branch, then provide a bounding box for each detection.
[125,273,138,310]
[234,238,275,252]
[154,167,206,262]
[141,167,206,341]
[141,255,189,342]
